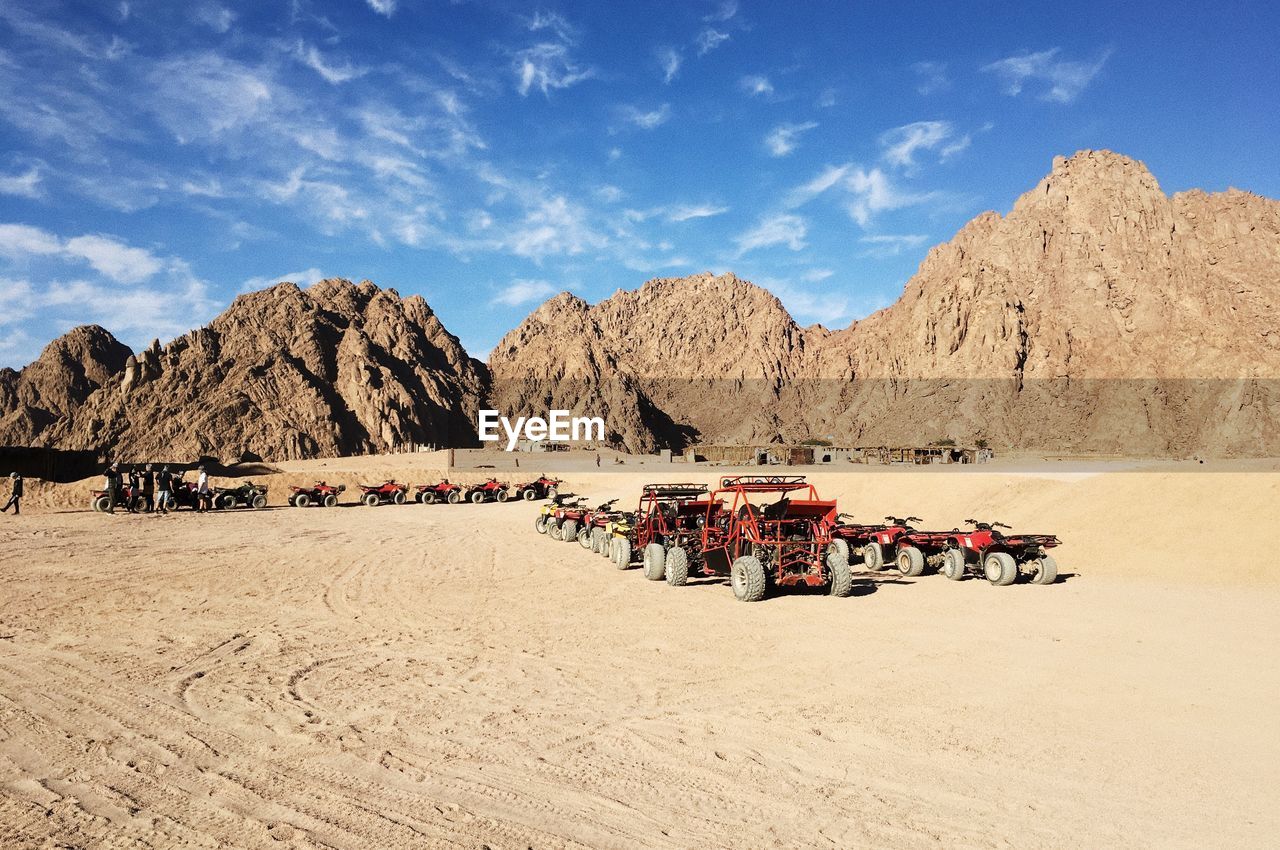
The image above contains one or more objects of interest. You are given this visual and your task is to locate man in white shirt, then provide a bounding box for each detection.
[196,465,210,513]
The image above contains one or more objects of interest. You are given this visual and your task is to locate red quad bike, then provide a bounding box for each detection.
[827,513,892,570]
[548,498,592,542]
[516,476,562,501]
[416,480,463,504]
[464,478,510,504]
[290,482,345,508]
[575,499,620,551]
[940,520,1062,586]
[861,516,923,574]
[90,483,141,512]
[686,476,848,602]
[609,483,718,580]
[863,516,959,578]
[358,480,408,506]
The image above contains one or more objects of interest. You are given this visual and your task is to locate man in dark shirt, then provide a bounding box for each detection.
[1,472,21,515]
[140,463,155,513]
[156,466,172,514]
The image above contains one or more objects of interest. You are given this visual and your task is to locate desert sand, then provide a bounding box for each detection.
[2,460,1278,849]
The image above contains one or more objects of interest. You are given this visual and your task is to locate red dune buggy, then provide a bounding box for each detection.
[607,484,717,580]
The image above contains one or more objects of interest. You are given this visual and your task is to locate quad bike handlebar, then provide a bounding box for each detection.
[964,519,1011,529]
[886,515,922,525]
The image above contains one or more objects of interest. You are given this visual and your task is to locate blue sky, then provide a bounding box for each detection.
[0,0,1276,367]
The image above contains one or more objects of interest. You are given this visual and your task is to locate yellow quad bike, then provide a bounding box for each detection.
[533,494,583,540]
[602,512,635,568]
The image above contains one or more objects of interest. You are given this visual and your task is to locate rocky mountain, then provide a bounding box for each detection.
[492,151,1280,455]
[0,325,132,447]
[40,279,487,462]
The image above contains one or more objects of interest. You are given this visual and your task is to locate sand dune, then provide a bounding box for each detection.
[1,463,1277,848]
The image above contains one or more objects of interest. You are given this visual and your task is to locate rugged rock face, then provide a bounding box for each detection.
[0,325,133,446]
[46,279,488,462]
[492,151,1280,455]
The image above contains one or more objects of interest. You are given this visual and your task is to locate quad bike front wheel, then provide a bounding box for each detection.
[730,555,767,602]
[665,546,689,586]
[251,494,267,509]
[363,493,379,507]
[323,494,338,508]
[496,490,509,503]
[470,490,485,504]
[577,527,592,549]
[942,549,966,581]
[447,490,461,504]
[219,494,237,510]
[612,538,631,570]
[1028,555,1058,585]
[984,552,1018,586]
[523,488,536,501]
[93,495,109,512]
[642,543,666,581]
[549,523,562,541]
[560,519,578,543]
[896,546,926,577]
[862,542,884,571]
[534,515,549,534]
[421,491,436,504]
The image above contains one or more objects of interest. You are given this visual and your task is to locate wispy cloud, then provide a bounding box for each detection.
[240,267,324,293]
[294,42,368,84]
[657,46,682,84]
[696,28,730,55]
[733,213,807,256]
[982,47,1112,103]
[0,166,42,199]
[515,42,594,96]
[366,0,397,17]
[0,223,163,283]
[859,233,929,258]
[703,0,739,22]
[492,278,557,307]
[765,121,818,157]
[739,75,774,97]
[619,103,672,130]
[784,164,931,227]
[667,203,729,222]
[911,61,950,95]
[193,3,236,33]
[879,120,968,168]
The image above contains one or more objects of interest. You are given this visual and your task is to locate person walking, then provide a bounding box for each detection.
[1,472,22,515]
[196,465,210,512]
[140,463,155,513]
[595,452,601,468]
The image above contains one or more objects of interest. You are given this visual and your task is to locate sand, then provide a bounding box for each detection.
[1,463,1277,848]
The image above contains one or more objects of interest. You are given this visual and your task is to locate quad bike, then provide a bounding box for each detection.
[605,483,717,579]
[358,480,408,506]
[416,480,463,504]
[289,482,345,508]
[546,497,591,541]
[862,516,961,578]
[533,493,580,536]
[682,476,846,602]
[576,499,621,551]
[464,478,510,504]
[826,513,891,570]
[861,517,923,573]
[515,476,561,501]
[169,479,201,510]
[939,520,1062,586]
[90,483,141,512]
[215,482,269,509]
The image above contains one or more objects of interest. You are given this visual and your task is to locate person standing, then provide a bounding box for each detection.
[196,465,210,512]
[140,463,156,513]
[104,463,120,514]
[1,472,22,515]
[155,465,172,514]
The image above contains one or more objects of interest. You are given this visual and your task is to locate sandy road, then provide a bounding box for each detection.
[0,472,1277,849]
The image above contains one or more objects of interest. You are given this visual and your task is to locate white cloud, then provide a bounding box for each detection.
[193,3,236,33]
[295,43,368,84]
[859,234,929,258]
[765,121,818,157]
[240,268,324,293]
[982,47,1112,103]
[619,103,672,130]
[492,278,557,307]
[739,75,774,97]
[366,0,397,16]
[879,120,956,168]
[63,235,163,283]
[506,196,606,261]
[703,1,739,22]
[148,53,273,143]
[658,46,682,84]
[784,164,930,227]
[0,166,41,198]
[911,61,950,95]
[784,164,851,208]
[667,203,729,222]
[733,214,807,256]
[515,42,594,96]
[696,28,730,56]
[0,224,62,257]
[528,10,576,41]
[801,268,833,282]
[595,184,624,203]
